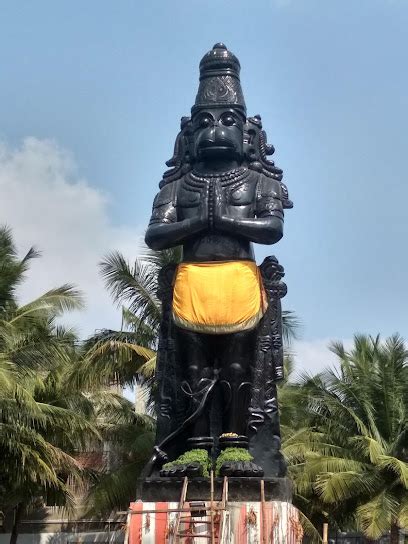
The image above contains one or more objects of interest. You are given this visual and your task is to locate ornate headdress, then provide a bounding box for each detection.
[159,44,292,209]
[192,43,246,115]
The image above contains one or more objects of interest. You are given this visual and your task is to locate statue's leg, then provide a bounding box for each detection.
[217,329,264,477]
[160,328,214,478]
[176,327,214,440]
[219,329,256,435]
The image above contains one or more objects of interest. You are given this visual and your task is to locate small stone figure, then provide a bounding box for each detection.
[144,44,292,479]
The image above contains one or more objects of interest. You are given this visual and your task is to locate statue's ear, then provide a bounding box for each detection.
[245,116,285,184]
[244,116,263,168]
[183,119,195,164]
[166,117,192,167]
[161,118,193,186]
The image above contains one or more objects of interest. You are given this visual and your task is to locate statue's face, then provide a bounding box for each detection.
[192,107,244,161]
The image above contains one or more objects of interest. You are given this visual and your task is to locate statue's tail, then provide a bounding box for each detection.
[143,377,217,477]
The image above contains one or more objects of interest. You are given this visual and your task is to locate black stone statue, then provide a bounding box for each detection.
[144,44,292,480]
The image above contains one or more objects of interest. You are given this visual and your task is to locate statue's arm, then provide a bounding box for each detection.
[145,182,207,250]
[214,177,284,245]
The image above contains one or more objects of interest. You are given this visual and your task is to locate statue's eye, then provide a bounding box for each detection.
[221,114,235,127]
[200,116,212,128]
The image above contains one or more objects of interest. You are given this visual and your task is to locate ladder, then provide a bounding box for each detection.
[172,472,229,543]
[126,477,276,544]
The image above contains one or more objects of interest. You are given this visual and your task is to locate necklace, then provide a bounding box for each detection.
[186,167,250,190]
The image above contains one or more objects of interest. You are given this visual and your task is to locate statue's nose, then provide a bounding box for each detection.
[212,125,228,141]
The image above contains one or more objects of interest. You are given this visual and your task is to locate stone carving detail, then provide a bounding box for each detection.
[198,75,245,107]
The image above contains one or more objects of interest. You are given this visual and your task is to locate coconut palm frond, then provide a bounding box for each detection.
[84,460,149,516]
[356,491,399,540]
[314,470,382,504]
[10,285,84,323]
[120,308,157,346]
[377,455,408,488]
[137,244,182,268]
[282,310,301,344]
[297,509,322,544]
[137,355,157,380]
[88,337,155,362]
[100,251,161,327]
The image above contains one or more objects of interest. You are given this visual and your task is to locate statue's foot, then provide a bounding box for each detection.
[160,449,210,478]
[219,460,264,477]
[160,461,203,478]
[216,446,263,477]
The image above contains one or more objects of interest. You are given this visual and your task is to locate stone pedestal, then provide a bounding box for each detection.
[137,477,292,503]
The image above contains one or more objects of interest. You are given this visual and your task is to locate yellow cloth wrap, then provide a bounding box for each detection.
[172,260,268,334]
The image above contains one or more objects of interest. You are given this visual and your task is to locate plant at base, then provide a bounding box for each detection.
[163,449,211,477]
[215,448,253,476]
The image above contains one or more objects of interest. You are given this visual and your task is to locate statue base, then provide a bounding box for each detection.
[137,476,292,502]
[126,495,302,543]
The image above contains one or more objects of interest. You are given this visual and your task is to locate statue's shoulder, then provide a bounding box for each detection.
[153,179,179,208]
[255,172,293,210]
[255,173,283,198]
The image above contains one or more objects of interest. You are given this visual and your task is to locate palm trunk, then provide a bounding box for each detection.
[9,503,24,544]
[390,522,400,544]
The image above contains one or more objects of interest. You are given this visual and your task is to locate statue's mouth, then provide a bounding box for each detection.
[198,139,236,152]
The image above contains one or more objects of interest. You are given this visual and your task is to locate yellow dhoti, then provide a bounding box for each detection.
[172,261,268,334]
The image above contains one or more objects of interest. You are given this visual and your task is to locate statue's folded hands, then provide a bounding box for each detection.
[210,174,284,244]
[144,218,204,250]
[213,212,283,245]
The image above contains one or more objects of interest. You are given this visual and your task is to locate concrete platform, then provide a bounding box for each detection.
[137,477,292,503]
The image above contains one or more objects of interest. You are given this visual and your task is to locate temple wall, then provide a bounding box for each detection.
[127,500,303,543]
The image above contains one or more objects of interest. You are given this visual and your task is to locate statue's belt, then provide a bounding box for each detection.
[172,260,268,334]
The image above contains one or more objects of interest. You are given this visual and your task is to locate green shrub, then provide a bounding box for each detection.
[163,449,211,477]
[215,447,253,476]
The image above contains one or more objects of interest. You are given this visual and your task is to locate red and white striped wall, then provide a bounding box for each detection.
[126,500,303,543]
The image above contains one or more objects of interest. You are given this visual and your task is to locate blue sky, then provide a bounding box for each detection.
[0,0,407,372]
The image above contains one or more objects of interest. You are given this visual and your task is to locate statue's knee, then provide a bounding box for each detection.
[228,362,246,381]
[188,364,213,383]
[201,366,213,380]
[187,364,200,382]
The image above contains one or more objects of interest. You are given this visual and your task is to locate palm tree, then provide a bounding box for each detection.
[0,227,157,530]
[0,226,101,543]
[285,334,408,543]
[83,405,155,516]
[72,246,182,411]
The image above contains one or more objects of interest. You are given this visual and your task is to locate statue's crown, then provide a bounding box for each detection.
[192,43,246,115]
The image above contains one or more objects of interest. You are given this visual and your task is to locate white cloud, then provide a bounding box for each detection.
[0,137,142,337]
[292,337,353,377]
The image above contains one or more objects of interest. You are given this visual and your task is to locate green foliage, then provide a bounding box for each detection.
[0,226,156,530]
[0,226,94,527]
[285,334,408,540]
[163,449,211,477]
[77,244,182,411]
[215,447,253,476]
